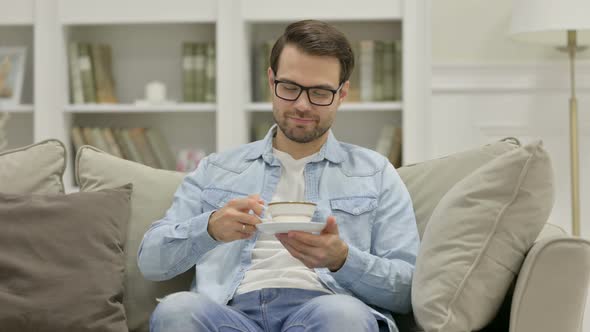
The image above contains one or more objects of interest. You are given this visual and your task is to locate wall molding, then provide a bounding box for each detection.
[432,62,590,93]
[477,123,590,138]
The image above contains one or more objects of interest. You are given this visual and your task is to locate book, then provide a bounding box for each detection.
[78,43,97,103]
[128,127,159,168]
[205,42,216,102]
[393,40,403,101]
[102,127,124,158]
[145,128,177,170]
[92,44,117,103]
[347,41,361,102]
[182,43,195,102]
[194,43,207,102]
[373,40,385,101]
[254,40,273,102]
[117,128,144,164]
[70,126,86,153]
[375,124,396,157]
[68,42,84,104]
[382,41,396,101]
[359,40,375,102]
[388,126,403,168]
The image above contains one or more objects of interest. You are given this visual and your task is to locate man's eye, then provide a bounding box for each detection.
[312,90,330,97]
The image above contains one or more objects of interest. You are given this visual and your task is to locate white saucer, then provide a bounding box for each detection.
[256,221,325,235]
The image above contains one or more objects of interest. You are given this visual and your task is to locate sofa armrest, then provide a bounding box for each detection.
[509,235,590,332]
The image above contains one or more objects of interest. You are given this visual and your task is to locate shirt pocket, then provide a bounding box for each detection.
[201,188,247,212]
[329,196,378,247]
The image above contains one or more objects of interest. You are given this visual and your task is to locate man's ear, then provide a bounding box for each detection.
[338,80,350,102]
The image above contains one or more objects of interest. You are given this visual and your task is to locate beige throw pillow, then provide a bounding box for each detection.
[398,138,520,238]
[0,139,66,194]
[75,146,192,332]
[412,140,554,332]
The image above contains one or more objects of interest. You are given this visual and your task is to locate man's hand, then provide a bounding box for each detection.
[276,216,349,272]
[207,194,264,242]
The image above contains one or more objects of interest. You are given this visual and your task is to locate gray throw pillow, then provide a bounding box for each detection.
[412,140,554,332]
[76,145,192,332]
[0,139,66,194]
[398,138,520,238]
[0,184,132,332]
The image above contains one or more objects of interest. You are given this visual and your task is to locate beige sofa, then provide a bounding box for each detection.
[1,138,589,332]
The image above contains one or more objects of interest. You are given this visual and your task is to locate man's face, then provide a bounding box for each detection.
[269,44,349,144]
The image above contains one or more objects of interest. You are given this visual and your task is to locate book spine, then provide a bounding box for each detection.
[205,42,216,102]
[359,40,374,102]
[68,42,84,104]
[78,43,97,103]
[194,43,206,102]
[182,43,195,102]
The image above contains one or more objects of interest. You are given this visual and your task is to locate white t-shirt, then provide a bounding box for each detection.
[235,148,331,295]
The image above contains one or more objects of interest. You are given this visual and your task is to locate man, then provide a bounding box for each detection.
[138,20,419,332]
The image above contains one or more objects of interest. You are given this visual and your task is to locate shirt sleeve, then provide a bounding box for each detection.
[137,157,223,281]
[330,161,420,313]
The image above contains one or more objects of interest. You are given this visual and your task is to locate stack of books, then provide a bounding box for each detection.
[71,126,177,171]
[182,42,216,102]
[68,42,117,104]
[375,124,403,168]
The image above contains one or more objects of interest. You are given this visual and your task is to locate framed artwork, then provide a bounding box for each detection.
[0,47,26,106]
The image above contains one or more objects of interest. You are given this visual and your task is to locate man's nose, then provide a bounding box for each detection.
[293,90,312,110]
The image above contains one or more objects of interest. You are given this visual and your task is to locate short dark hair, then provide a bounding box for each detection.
[269,20,354,85]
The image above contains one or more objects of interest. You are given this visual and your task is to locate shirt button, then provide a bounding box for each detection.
[353,208,360,214]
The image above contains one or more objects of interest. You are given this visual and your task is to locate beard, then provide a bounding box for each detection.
[273,110,332,144]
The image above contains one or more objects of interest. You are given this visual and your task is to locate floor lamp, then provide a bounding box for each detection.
[510,0,590,236]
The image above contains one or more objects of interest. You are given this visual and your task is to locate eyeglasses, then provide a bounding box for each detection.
[274,79,342,106]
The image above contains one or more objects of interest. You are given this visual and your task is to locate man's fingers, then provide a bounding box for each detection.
[286,231,323,247]
[237,222,257,234]
[222,207,263,225]
[226,196,265,216]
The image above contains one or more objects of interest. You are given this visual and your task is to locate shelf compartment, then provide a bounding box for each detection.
[247,102,402,112]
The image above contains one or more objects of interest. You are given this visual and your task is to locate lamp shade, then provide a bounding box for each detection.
[510,0,590,45]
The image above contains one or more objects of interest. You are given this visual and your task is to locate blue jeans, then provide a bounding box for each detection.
[150,288,380,332]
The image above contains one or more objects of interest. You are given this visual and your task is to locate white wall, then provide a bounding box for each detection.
[432,0,590,63]
[431,1,590,330]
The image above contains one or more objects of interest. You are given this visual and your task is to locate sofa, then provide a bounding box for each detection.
[0,137,589,332]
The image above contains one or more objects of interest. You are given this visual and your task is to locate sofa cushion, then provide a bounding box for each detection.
[0,184,132,332]
[75,145,192,332]
[0,139,66,194]
[412,140,554,332]
[398,138,520,238]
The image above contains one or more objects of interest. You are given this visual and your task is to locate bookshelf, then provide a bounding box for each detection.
[0,0,35,150]
[2,0,430,192]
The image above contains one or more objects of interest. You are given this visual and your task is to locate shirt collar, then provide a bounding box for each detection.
[245,124,346,164]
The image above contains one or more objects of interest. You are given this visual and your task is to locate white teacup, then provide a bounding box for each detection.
[264,201,316,223]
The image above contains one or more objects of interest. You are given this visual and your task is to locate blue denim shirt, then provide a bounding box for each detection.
[138,126,420,330]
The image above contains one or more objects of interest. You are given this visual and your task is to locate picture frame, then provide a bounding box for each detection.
[0,47,26,107]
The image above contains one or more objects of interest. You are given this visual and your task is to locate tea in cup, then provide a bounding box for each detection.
[264,201,316,223]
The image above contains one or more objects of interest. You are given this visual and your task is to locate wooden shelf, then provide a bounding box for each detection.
[242,0,402,22]
[58,0,217,25]
[0,104,34,113]
[64,103,216,113]
[247,101,402,112]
